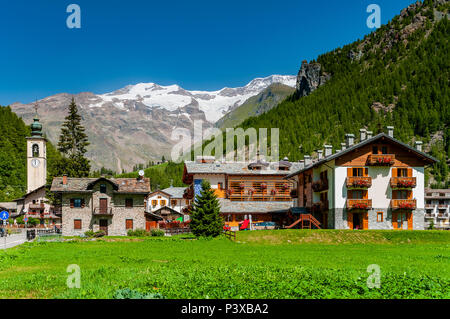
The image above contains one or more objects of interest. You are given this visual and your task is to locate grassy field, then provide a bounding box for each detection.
[0,230,449,299]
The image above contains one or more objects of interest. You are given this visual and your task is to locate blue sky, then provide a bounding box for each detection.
[0,0,417,105]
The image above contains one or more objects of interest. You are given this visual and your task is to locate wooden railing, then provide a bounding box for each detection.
[228,180,293,202]
[92,207,113,215]
[223,229,236,241]
[29,203,45,209]
[390,177,416,189]
[346,176,372,188]
[312,179,328,192]
[183,186,194,199]
[347,199,372,210]
[391,199,416,210]
[367,154,395,166]
[312,201,328,212]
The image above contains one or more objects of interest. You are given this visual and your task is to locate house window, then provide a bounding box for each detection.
[125,198,133,208]
[157,195,161,199]
[100,184,107,193]
[125,219,133,230]
[381,146,388,154]
[74,219,82,229]
[186,200,190,205]
[171,200,177,206]
[71,198,83,208]
[218,182,223,190]
[353,168,363,177]
[349,190,364,199]
[152,200,157,207]
[160,200,166,206]
[397,168,408,177]
[377,212,383,222]
[372,146,378,154]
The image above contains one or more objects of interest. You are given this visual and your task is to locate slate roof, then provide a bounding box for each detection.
[217,198,293,214]
[285,133,438,179]
[0,202,18,210]
[161,187,187,198]
[185,161,303,176]
[50,177,150,194]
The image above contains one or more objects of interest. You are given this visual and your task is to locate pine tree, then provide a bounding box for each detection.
[189,180,223,238]
[57,97,91,177]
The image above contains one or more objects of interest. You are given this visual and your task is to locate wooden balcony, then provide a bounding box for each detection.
[228,180,293,202]
[312,179,328,192]
[346,177,372,189]
[391,199,416,210]
[29,203,45,210]
[367,154,395,166]
[347,199,372,210]
[390,177,416,189]
[183,186,194,200]
[92,207,113,216]
[290,189,298,198]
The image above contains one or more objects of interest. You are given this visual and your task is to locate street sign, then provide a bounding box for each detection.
[0,211,9,220]
[24,216,28,222]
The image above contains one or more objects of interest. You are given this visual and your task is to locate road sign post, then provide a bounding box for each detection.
[1,211,8,247]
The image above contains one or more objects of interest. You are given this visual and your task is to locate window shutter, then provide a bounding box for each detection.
[407,168,412,177]
[392,168,397,177]
[70,199,74,208]
[392,212,397,229]
[392,190,398,200]
[347,213,353,230]
[347,167,352,177]
[407,213,413,230]
[408,190,413,200]
[81,199,85,208]
[363,212,369,230]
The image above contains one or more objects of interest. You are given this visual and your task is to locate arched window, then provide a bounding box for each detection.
[32,144,39,157]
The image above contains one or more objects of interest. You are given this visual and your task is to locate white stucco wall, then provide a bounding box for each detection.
[334,166,348,209]
[193,174,225,189]
[368,167,391,209]
[413,167,425,209]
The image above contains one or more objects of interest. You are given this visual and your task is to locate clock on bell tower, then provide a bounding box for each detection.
[26,106,47,193]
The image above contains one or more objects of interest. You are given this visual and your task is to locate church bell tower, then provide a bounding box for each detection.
[26,104,47,193]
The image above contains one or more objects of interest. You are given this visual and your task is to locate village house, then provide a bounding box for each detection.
[285,127,438,230]
[50,175,150,236]
[424,188,450,230]
[182,156,302,230]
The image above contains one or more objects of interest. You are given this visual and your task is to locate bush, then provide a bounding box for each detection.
[84,230,95,237]
[112,288,165,299]
[151,229,165,237]
[127,229,149,237]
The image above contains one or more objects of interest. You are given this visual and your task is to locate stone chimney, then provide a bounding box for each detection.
[415,141,423,152]
[367,131,373,139]
[387,126,394,138]
[359,129,367,141]
[299,160,305,169]
[324,145,332,157]
[62,175,67,185]
[345,134,355,148]
[341,142,347,151]
[317,150,323,160]
[304,155,312,166]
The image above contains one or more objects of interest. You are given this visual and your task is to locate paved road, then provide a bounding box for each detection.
[0,232,27,250]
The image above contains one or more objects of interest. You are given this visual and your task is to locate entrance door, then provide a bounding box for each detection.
[353,213,361,230]
[99,198,107,214]
[99,219,108,235]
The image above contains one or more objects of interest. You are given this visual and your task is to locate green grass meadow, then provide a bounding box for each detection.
[0,230,449,299]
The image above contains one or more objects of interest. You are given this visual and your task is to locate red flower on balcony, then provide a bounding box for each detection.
[239,182,245,190]
[353,179,371,188]
[271,189,278,195]
[282,183,289,190]
[260,183,267,190]
[352,203,368,210]
[247,188,255,195]
[227,189,234,196]
[397,180,414,188]
[398,202,415,209]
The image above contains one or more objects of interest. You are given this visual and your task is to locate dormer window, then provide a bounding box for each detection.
[100,184,107,193]
[372,146,378,154]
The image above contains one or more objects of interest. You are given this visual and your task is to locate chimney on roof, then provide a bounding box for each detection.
[324,145,332,157]
[62,175,67,185]
[359,129,367,141]
[387,126,394,138]
[317,150,323,160]
[415,141,423,152]
[299,160,305,169]
[304,155,312,166]
[341,142,346,151]
[367,131,373,139]
[345,134,355,148]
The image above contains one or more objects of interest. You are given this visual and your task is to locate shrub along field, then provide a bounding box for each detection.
[0,230,448,299]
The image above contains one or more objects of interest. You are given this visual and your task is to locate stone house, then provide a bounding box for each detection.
[51,176,150,236]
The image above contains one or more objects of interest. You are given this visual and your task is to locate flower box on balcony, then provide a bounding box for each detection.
[367,154,395,166]
[397,202,415,210]
[391,177,417,189]
[312,179,328,192]
[347,177,372,189]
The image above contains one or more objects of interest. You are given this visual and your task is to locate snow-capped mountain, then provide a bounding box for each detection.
[10,75,296,171]
[93,74,296,123]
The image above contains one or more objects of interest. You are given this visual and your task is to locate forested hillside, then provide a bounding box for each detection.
[0,106,61,201]
[238,0,449,188]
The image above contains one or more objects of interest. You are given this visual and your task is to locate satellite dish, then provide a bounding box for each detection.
[138,170,145,177]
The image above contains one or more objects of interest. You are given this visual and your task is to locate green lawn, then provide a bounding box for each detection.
[0,230,449,299]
